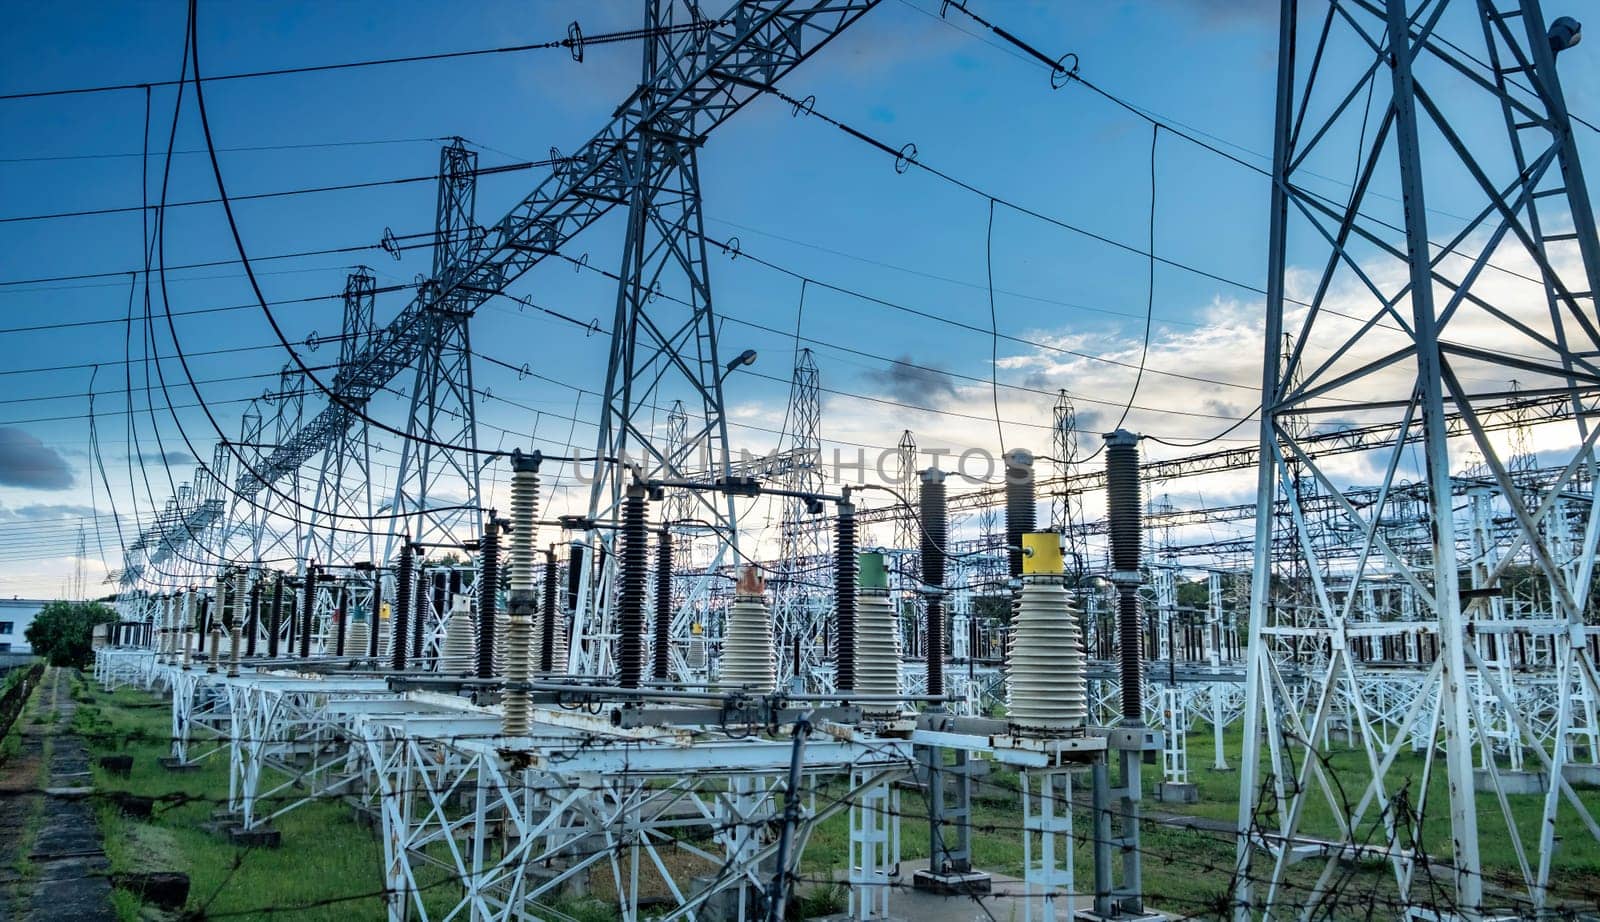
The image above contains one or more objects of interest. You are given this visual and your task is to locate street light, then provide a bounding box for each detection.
[720,348,757,383]
[1550,16,1582,54]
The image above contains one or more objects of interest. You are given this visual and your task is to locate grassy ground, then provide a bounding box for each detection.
[73,677,409,921]
[798,724,1600,918]
[74,676,1600,920]
[0,668,49,908]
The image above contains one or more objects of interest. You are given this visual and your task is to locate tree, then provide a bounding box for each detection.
[24,601,117,668]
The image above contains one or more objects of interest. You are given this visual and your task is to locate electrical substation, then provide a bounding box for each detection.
[5,0,1600,919]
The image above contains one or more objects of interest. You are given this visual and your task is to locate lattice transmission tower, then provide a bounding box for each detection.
[1237,1,1600,914]
[773,348,827,687]
[388,139,483,555]
[307,269,377,567]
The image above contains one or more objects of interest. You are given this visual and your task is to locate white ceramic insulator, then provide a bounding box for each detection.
[232,571,250,629]
[182,591,197,666]
[440,595,477,673]
[227,571,249,673]
[721,593,775,692]
[501,612,533,737]
[1006,577,1089,734]
[347,620,370,658]
[854,589,903,717]
[509,469,539,592]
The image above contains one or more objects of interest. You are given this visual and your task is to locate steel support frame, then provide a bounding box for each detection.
[362,711,912,922]
[1237,1,1600,915]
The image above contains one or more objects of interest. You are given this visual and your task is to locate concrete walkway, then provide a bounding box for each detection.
[0,668,114,921]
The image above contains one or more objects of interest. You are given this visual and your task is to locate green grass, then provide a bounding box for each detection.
[75,678,408,921]
[73,676,1600,920]
[798,723,1600,917]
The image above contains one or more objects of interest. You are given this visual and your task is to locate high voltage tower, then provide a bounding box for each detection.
[1237,0,1600,914]
[65,0,1600,919]
[305,270,377,570]
[774,347,827,686]
[389,139,483,556]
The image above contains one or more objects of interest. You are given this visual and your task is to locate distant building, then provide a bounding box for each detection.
[0,599,48,654]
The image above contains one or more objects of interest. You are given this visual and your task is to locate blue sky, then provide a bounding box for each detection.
[1,1,1596,597]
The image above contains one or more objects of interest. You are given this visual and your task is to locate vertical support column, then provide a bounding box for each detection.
[1021,768,1076,922]
[1382,0,1480,905]
[848,765,899,921]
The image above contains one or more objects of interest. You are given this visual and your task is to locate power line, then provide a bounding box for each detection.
[0,19,727,102]
[0,235,432,288]
[0,135,440,164]
[0,283,413,337]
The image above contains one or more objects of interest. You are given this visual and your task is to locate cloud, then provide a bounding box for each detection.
[866,355,960,405]
[132,450,195,467]
[1154,0,1276,26]
[0,428,75,490]
[0,502,97,523]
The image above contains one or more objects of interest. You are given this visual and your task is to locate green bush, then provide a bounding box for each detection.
[24,601,117,668]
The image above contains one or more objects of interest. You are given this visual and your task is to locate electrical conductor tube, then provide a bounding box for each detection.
[653,529,673,682]
[296,563,313,656]
[1104,429,1144,723]
[1003,449,1036,581]
[920,468,947,697]
[246,575,261,658]
[538,548,565,673]
[299,565,318,659]
[618,483,650,689]
[268,576,284,659]
[478,520,500,679]
[393,542,412,670]
[834,495,858,692]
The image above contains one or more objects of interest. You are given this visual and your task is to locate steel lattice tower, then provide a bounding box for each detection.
[1049,389,1084,581]
[307,270,378,567]
[253,365,308,568]
[1237,1,1600,914]
[122,2,877,598]
[388,139,483,555]
[773,348,827,686]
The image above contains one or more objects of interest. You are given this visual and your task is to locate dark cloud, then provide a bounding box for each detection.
[0,503,97,523]
[0,428,75,490]
[133,450,195,467]
[868,356,959,406]
[1071,407,1106,436]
